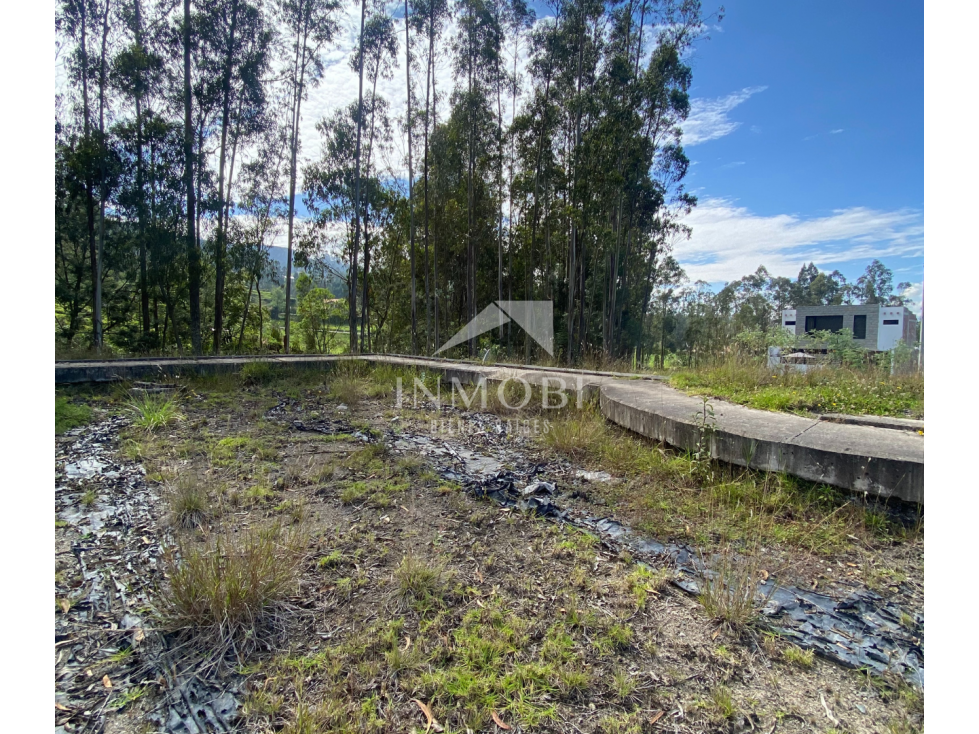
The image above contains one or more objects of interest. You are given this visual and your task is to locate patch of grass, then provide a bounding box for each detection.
[782,644,815,669]
[597,710,646,734]
[81,489,97,507]
[701,685,738,722]
[56,396,93,434]
[669,361,923,419]
[394,554,451,612]
[317,550,343,569]
[540,403,877,555]
[126,392,183,431]
[162,521,306,655]
[109,685,147,711]
[338,478,409,507]
[210,435,278,466]
[240,361,278,386]
[329,374,366,406]
[595,623,633,654]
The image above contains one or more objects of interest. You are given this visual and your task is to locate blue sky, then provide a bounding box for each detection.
[672,1,923,292]
[258,0,924,301]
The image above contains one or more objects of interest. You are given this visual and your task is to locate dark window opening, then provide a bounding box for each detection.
[883,319,899,325]
[784,320,796,326]
[852,314,867,340]
[805,315,844,334]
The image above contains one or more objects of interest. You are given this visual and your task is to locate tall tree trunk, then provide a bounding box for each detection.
[95,0,111,349]
[284,14,310,354]
[184,0,202,354]
[567,27,584,364]
[78,0,99,348]
[405,0,417,354]
[212,0,241,354]
[134,0,150,339]
[422,3,433,353]
[361,67,381,354]
[350,0,368,354]
[430,6,439,351]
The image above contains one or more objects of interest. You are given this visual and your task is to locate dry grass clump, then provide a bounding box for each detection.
[696,548,773,630]
[162,521,306,657]
[167,475,211,528]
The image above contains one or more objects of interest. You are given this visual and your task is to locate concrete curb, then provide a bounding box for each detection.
[54,354,923,504]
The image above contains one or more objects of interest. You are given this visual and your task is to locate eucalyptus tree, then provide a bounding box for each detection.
[410,0,450,350]
[452,0,503,354]
[181,0,203,353]
[350,7,398,352]
[278,0,341,353]
[197,0,274,353]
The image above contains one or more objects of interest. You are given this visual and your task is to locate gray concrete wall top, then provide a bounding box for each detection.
[55,354,923,504]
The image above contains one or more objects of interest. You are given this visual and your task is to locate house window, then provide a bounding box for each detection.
[852,314,867,340]
[784,321,796,326]
[883,319,899,325]
[805,315,844,334]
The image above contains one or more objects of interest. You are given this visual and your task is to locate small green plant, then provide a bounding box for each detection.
[109,685,147,711]
[317,550,343,569]
[81,489,97,507]
[596,623,633,653]
[126,392,183,431]
[611,667,636,699]
[704,685,738,721]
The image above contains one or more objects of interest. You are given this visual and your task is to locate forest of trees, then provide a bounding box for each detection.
[54,0,915,365]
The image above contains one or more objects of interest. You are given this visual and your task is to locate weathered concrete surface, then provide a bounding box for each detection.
[600,381,923,504]
[817,412,924,433]
[55,354,923,503]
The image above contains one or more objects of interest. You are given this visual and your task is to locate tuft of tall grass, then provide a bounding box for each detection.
[162,522,306,655]
[167,475,211,528]
[696,547,773,630]
[126,391,183,430]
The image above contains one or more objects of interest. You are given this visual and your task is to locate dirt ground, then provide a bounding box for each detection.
[54,367,923,734]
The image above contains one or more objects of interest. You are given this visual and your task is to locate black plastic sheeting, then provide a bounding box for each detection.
[460,469,924,688]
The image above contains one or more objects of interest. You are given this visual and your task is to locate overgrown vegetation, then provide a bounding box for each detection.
[56,363,923,733]
[670,360,924,418]
[56,395,92,434]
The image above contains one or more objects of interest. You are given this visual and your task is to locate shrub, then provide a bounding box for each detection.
[240,361,278,386]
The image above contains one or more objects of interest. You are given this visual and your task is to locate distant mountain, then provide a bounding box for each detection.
[267,246,346,275]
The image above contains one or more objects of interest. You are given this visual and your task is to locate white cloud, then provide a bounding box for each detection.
[829,128,844,134]
[681,86,766,146]
[676,197,924,283]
